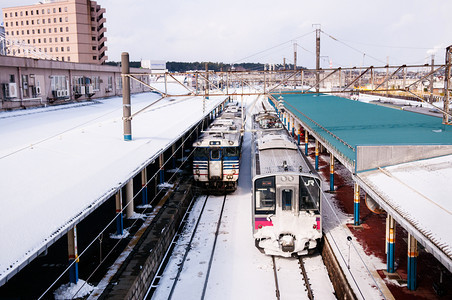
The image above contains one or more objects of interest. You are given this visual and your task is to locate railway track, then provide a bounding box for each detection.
[147,194,228,300]
[271,255,317,300]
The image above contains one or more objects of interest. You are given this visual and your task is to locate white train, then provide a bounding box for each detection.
[251,100,322,257]
[192,103,244,192]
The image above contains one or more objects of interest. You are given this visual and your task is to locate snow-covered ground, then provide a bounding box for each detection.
[0,89,226,286]
[150,94,390,300]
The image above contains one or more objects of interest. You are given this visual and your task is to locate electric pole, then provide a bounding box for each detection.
[314,24,321,93]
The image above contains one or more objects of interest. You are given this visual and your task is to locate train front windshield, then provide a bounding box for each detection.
[300,176,320,212]
[194,147,209,159]
[254,177,276,214]
[224,147,239,158]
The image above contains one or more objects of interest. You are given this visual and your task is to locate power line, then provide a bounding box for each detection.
[232,30,315,64]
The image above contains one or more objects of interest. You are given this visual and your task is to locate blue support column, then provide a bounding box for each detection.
[315,140,319,171]
[386,215,395,273]
[354,182,360,225]
[141,169,148,206]
[329,153,335,191]
[159,154,164,184]
[407,233,418,290]
[304,130,309,156]
[115,190,123,235]
[68,227,79,284]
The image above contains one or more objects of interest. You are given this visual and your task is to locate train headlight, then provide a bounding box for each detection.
[287,175,294,181]
[228,140,234,145]
[281,176,287,182]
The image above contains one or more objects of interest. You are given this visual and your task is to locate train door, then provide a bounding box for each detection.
[208,148,223,180]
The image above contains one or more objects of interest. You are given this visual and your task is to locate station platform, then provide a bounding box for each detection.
[0,91,227,286]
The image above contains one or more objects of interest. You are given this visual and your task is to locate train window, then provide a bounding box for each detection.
[282,189,293,211]
[299,176,320,211]
[194,147,208,159]
[224,147,238,157]
[255,177,276,214]
[210,149,220,160]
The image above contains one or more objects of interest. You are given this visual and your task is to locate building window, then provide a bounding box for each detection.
[65,17,68,22]
[55,47,58,52]
[92,46,96,50]
[91,27,95,31]
[22,30,24,35]
[65,7,68,12]
[51,75,67,91]
[37,19,40,24]
[44,38,46,43]
[59,17,62,22]
[16,30,19,35]
[48,18,51,23]
[5,22,7,27]
[60,27,63,32]
[5,31,8,36]
[38,39,41,43]
[50,48,52,52]
[62,57,64,61]
[54,28,57,33]
[43,19,45,24]
[60,37,63,42]
[42,9,44,14]
[4,13,7,18]
[53,8,56,13]
[54,18,56,23]
[15,12,17,17]
[32,20,34,25]
[59,7,62,13]
[44,48,47,52]
[26,20,29,25]
[61,47,64,52]
[67,56,70,62]
[91,36,96,41]
[27,39,30,44]
[36,10,39,15]
[93,56,97,60]
[32,29,35,34]
[37,29,40,34]
[66,37,69,42]
[43,29,46,33]
[33,39,35,43]
[31,10,33,15]
[67,46,70,51]
[11,31,14,36]
[27,30,29,34]
[47,9,50,14]
[66,27,69,32]
[49,38,52,42]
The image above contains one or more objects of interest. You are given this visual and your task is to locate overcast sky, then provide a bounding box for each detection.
[1,0,452,68]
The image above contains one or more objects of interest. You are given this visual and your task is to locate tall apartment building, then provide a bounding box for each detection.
[2,0,107,64]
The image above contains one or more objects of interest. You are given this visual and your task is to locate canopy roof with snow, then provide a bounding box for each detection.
[0,90,227,286]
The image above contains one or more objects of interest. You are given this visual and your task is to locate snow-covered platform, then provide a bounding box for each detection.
[0,92,226,286]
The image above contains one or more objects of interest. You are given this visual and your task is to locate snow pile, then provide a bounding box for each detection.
[109,229,130,240]
[53,280,94,299]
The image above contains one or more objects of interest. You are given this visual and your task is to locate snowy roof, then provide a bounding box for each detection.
[356,155,452,271]
[0,91,226,285]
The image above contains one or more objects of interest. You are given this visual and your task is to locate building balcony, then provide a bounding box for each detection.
[97,17,106,25]
[97,36,107,44]
[97,26,107,35]
[98,45,107,54]
[100,54,108,64]
[97,8,106,15]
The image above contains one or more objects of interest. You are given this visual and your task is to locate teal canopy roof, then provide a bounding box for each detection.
[277,93,452,161]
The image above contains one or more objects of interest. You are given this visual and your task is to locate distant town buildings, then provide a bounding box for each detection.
[1,0,107,64]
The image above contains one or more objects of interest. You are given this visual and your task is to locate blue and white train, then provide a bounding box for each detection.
[251,100,322,257]
[192,104,244,192]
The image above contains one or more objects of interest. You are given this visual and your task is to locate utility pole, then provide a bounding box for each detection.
[314,24,321,93]
[283,57,286,71]
[429,55,434,104]
[293,42,297,71]
[444,46,451,125]
[121,52,131,141]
